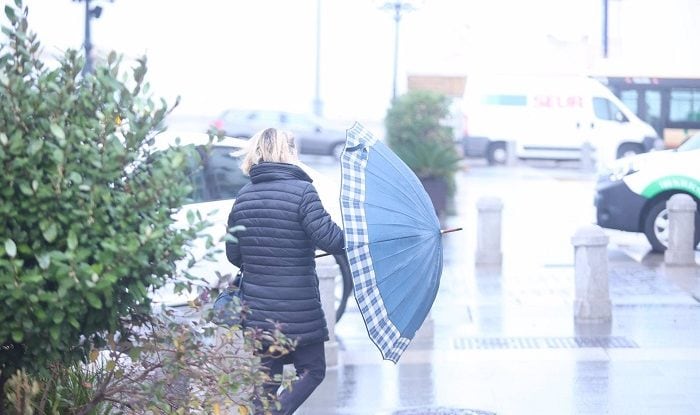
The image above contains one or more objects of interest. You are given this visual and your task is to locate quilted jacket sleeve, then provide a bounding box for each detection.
[225,204,242,267]
[300,183,345,254]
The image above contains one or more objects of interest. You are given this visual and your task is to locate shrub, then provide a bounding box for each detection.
[385,90,461,183]
[0,0,197,386]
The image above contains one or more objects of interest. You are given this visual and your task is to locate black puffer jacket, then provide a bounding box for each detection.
[225,162,344,346]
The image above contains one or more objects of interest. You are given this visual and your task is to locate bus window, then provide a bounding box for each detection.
[670,88,700,122]
[644,90,662,135]
[620,90,638,114]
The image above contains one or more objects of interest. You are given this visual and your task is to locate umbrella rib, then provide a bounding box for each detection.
[361,202,435,231]
[362,166,434,225]
[370,146,437,223]
[347,231,436,249]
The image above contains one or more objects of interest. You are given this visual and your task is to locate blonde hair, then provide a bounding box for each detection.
[240,128,297,175]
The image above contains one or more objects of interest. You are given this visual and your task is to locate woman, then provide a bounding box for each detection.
[225,127,345,414]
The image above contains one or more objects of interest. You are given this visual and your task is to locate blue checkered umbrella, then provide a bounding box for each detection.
[340,122,447,362]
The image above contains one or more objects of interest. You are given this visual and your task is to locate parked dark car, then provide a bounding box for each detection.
[211,109,347,159]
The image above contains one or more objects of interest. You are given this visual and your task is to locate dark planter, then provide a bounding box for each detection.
[419,176,449,220]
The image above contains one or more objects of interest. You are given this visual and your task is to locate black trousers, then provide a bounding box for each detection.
[256,341,326,415]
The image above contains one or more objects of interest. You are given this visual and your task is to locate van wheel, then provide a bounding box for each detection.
[486,142,507,165]
[642,196,700,252]
[616,143,644,159]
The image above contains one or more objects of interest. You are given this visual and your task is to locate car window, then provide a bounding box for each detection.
[187,145,249,203]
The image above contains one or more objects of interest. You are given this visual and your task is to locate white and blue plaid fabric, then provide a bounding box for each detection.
[341,123,412,362]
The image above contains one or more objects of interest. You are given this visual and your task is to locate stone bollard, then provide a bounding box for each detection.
[316,255,340,367]
[506,141,518,166]
[476,197,503,265]
[571,225,612,323]
[580,141,595,172]
[665,194,698,266]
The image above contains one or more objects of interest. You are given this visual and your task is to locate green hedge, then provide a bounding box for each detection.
[0,1,198,379]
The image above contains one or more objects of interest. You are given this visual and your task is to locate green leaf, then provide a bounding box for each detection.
[27,139,43,155]
[19,182,33,196]
[42,223,58,243]
[52,148,64,163]
[85,292,102,309]
[36,253,50,269]
[68,171,82,184]
[67,230,78,250]
[11,330,23,343]
[4,5,16,23]
[52,311,65,324]
[49,123,66,146]
[5,239,16,258]
[49,326,60,342]
[68,317,80,329]
[22,274,43,283]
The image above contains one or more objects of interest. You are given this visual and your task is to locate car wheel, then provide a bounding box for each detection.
[486,141,507,165]
[333,253,353,322]
[643,199,669,252]
[331,142,345,160]
[616,143,644,159]
[643,196,700,253]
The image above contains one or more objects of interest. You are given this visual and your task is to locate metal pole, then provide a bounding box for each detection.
[602,0,609,58]
[313,0,323,116]
[83,0,93,75]
[392,3,400,101]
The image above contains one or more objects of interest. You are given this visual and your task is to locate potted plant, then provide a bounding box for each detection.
[385,90,462,221]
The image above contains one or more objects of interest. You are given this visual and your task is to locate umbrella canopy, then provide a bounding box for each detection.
[340,122,444,362]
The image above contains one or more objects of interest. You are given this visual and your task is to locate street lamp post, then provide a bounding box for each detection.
[313,0,323,116]
[602,0,609,58]
[378,1,417,101]
[74,0,105,75]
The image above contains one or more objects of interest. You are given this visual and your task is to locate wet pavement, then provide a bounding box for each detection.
[294,158,700,415]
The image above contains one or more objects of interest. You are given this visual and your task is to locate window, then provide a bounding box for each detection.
[670,88,700,122]
[593,97,627,122]
[593,97,613,120]
[186,146,249,203]
[481,95,527,106]
[620,90,638,114]
[643,90,662,134]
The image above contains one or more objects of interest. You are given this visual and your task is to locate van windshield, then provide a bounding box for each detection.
[677,133,700,152]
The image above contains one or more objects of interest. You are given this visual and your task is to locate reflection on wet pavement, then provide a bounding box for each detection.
[296,161,700,415]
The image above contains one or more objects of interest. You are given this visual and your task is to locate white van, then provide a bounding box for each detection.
[461,74,662,166]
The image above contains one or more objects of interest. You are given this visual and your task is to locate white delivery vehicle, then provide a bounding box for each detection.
[461,74,662,166]
[595,132,700,252]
